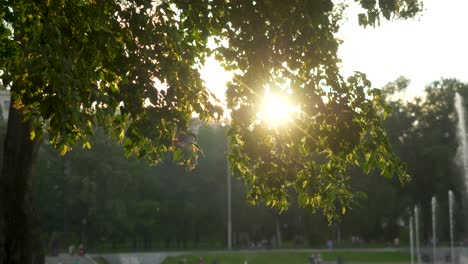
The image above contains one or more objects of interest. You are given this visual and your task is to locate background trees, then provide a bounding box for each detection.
[29,76,468,251]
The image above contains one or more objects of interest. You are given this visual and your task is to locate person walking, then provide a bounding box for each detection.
[78,243,85,256]
[68,244,75,256]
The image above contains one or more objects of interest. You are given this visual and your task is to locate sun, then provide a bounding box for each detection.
[199,56,299,125]
[258,93,296,126]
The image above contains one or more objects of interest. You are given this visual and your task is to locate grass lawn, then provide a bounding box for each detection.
[162,251,410,264]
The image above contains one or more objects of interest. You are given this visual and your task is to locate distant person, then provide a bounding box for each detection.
[198,256,204,264]
[179,257,187,264]
[78,243,85,256]
[68,244,75,255]
[309,254,315,264]
[327,240,333,249]
[316,253,323,264]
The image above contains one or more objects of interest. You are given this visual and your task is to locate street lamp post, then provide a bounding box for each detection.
[191,118,232,249]
[226,129,232,250]
[81,218,87,246]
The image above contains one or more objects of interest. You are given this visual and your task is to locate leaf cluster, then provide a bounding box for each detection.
[208,0,412,219]
[1,0,223,167]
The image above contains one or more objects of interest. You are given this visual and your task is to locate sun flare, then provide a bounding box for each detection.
[258,93,297,126]
[199,56,300,125]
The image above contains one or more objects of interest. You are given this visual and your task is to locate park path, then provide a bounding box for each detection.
[45,253,96,264]
[98,252,176,264]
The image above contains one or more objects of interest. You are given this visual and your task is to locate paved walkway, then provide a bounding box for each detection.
[45,253,96,264]
[99,252,175,264]
[96,250,414,264]
[97,252,413,264]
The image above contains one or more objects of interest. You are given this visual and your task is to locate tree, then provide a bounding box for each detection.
[0,0,422,263]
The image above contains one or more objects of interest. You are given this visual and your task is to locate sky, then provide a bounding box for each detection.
[338,0,468,98]
[201,0,468,102]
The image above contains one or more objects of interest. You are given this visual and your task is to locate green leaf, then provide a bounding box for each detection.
[173,149,183,161]
[82,141,91,149]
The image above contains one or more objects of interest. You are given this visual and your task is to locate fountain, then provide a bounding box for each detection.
[455,93,468,197]
[405,93,467,264]
[449,190,455,264]
[455,92,468,263]
[431,196,437,264]
[415,205,421,264]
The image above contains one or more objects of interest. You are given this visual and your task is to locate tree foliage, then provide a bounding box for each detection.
[1,0,223,167]
[217,1,420,217]
[0,0,422,222]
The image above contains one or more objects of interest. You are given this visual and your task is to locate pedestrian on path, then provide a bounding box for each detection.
[78,243,85,256]
[69,244,76,256]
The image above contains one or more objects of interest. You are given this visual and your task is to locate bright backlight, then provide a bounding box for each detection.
[259,94,296,126]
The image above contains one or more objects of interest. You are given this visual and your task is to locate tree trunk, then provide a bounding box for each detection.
[0,99,44,264]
